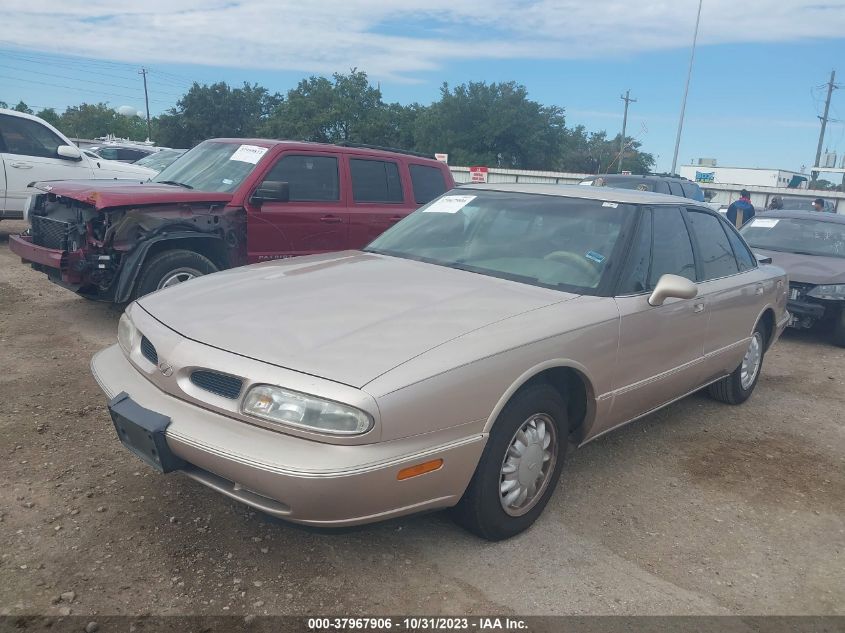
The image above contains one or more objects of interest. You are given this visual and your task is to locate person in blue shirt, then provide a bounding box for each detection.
[726,190,755,227]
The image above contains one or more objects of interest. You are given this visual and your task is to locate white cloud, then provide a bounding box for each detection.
[1,0,843,80]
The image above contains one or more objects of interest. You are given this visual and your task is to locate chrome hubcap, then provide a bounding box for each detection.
[499,413,558,517]
[158,269,199,289]
[740,332,763,390]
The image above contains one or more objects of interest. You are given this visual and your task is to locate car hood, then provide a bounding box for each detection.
[32,180,233,210]
[753,248,845,285]
[136,251,574,388]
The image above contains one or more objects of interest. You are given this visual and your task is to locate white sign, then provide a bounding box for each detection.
[750,218,779,228]
[423,195,476,213]
[470,166,488,183]
[229,144,268,164]
[434,153,449,164]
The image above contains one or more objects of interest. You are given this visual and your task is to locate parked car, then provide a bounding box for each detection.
[0,109,156,220]
[133,148,186,173]
[91,184,788,540]
[9,139,454,302]
[740,210,845,345]
[87,143,158,163]
[771,195,837,214]
[580,174,706,202]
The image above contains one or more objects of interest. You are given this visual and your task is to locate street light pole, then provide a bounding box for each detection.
[139,67,151,141]
[670,0,703,176]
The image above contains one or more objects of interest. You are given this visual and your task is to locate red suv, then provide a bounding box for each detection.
[9,139,454,301]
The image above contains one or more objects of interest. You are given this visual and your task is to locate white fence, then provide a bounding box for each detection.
[448,166,844,213]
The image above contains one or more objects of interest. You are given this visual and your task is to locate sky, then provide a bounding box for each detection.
[2,0,845,174]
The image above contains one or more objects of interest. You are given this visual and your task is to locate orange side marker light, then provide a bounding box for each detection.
[397,459,443,480]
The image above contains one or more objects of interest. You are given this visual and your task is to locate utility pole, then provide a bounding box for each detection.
[812,70,838,182]
[619,89,637,173]
[671,0,703,176]
[139,67,151,141]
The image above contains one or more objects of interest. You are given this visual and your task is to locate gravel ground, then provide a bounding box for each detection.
[0,219,843,617]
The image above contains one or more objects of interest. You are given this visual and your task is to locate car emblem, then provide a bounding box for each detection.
[158,361,173,377]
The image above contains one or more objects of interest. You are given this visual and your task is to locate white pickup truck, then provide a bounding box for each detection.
[0,108,155,220]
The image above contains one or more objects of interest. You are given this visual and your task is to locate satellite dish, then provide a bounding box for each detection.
[117,105,140,117]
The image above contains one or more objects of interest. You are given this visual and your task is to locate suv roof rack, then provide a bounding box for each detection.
[335,142,434,160]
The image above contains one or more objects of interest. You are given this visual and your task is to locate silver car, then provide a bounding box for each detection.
[91,184,789,540]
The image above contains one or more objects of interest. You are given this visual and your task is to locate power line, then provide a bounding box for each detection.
[0,74,174,105]
[812,69,840,178]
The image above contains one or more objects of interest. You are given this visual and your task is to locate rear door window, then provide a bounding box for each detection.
[350,158,404,203]
[667,181,683,196]
[409,164,447,204]
[686,209,740,280]
[619,209,652,294]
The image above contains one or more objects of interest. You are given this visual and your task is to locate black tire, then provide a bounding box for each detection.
[451,384,568,541]
[708,322,767,405]
[134,249,218,299]
[832,308,845,348]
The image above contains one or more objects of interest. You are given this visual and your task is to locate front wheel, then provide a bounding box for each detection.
[134,249,218,299]
[451,384,568,541]
[708,323,766,405]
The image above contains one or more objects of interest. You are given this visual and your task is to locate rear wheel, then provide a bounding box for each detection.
[452,384,568,541]
[832,308,845,348]
[708,322,766,405]
[134,249,218,299]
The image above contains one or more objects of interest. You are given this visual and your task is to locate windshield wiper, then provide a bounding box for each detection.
[158,180,193,189]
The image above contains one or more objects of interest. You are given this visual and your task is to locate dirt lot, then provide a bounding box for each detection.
[0,219,843,617]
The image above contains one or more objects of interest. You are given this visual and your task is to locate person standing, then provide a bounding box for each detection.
[726,189,755,227]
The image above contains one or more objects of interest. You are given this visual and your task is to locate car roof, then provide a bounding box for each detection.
[206,138,440,161]
[756,210,845,224]
[460,183,699,206]
[583,173,696,184]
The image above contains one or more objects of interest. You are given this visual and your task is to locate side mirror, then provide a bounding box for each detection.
[57,145,82,161]
[754,253,773,265]
[250,181,289,206]
[648,274,698,307]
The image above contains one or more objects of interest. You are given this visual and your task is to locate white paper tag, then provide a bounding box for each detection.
[750,218,779,228]
[602,201,618,208]
[423,195,476,213]
[229,144,267,164]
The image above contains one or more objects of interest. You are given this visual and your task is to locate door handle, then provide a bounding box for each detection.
[693,302,705,313]
[319,215,342,224]
[389,215,404,223]
[754,285,764,296]
[9,161,33,169]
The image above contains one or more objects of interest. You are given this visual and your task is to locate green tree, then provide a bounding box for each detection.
[13,101,34,114]
[156,82,281,148]
[58,103,147,140]
[262,70,393,144]
[413,81,566,169]
[36,108,61,128]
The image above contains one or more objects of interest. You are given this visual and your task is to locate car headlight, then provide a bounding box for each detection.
[806,284,845,300]
[241,385,373,435]
[117,312,137,354]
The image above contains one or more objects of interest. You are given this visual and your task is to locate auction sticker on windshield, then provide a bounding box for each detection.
[423,195,476,213]
[750,218,779,228]
[230,144,268,164]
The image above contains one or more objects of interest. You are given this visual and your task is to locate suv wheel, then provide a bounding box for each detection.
[708,322,766,405]
[135,249,218,299]
[451,384,568,541]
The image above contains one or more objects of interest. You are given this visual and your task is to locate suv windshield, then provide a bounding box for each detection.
[741,216,845,259]
[365,190,631,293]
[152,141,268,192]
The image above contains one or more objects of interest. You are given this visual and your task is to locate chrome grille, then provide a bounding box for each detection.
[140,336,158,365]
[190,370,243,400]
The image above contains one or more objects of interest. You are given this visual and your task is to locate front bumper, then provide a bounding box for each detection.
[8,234,85,284]
[91,345,485,527]
[787,299,826,327]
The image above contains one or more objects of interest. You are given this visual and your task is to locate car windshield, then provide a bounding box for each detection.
[152,141,268,192]
[134,149,184,171]
[777,197,833,213]
[365,190,631,293]
[741,216,845,259]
